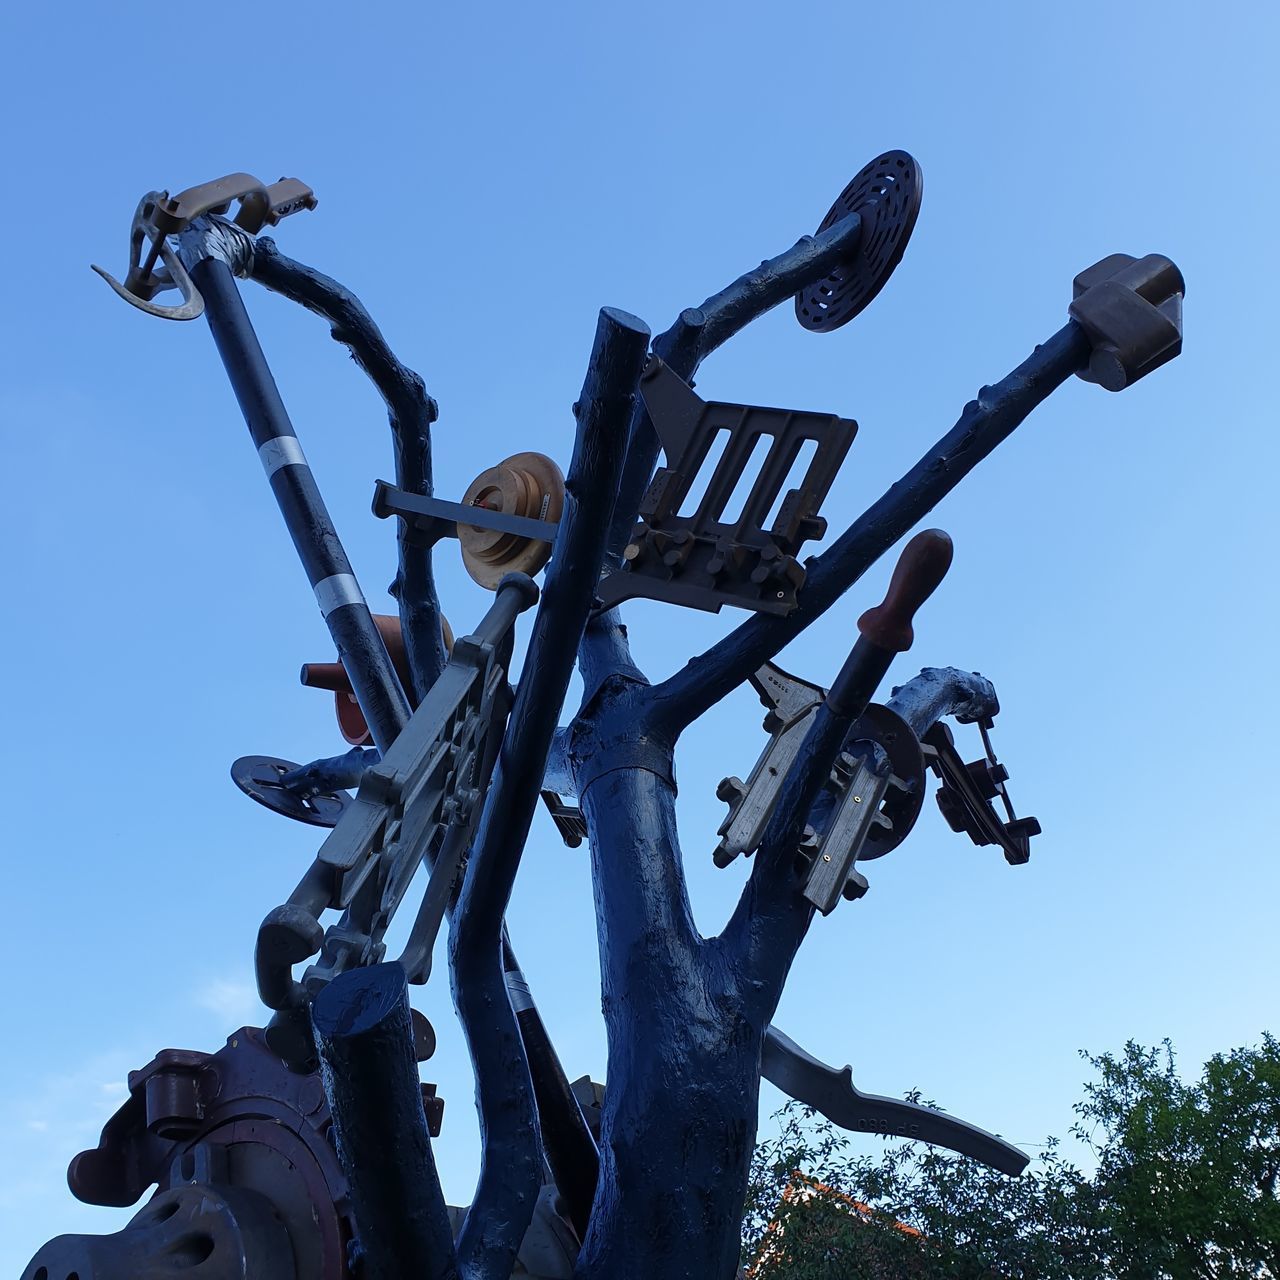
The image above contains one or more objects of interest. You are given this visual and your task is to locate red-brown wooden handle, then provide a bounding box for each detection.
[857,529,954,653]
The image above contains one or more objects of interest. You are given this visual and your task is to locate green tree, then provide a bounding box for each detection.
[743,1035,1280,1279]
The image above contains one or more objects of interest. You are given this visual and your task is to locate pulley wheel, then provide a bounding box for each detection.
[795,150,923,332]
[458,451,564,589]
[231,755,350,828]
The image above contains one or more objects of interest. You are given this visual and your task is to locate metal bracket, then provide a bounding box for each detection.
[800,704,922,915]
[714,663,923,900]
[922,718,1040,865]
[92,175,316,320]
[598,359,857,615]
[255,576,538,1068]
[373,479,559,549]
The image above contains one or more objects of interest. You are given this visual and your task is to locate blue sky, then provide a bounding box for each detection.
[1,0,1275,1271]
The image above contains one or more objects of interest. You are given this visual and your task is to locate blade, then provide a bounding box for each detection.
[762,1026,1029,1176]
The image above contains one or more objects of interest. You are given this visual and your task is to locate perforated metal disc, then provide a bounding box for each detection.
[795,151,923,332]
[231,755,350,828]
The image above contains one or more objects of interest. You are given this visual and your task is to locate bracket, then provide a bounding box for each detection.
[922,719,1040,865]
[255,576,538,1069]
[714,663,923,894]
[598,359,857,615]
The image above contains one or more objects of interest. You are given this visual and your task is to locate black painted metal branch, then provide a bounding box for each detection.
[650,321,1093,735]
[311,964,458,1280]
[450,307,650,1279]
[606,212,865,560]
[181,244,411,752]
[249,238,447,701]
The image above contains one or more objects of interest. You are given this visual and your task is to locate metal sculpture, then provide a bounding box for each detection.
[22,152,1185,1280]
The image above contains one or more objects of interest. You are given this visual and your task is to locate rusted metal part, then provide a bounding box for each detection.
[56,1028,355,1279]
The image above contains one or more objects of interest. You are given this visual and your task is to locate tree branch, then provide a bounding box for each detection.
[311,964,458,1280]
[449,307,650,1279]
[248,237,447,701]
[605,213,865,560]
[649,321,1093,735]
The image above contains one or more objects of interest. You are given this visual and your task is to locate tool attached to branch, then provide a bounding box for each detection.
[762,1026,1028,1175]
[374,451,565,588]
[256,575,538,1070]
[92,174,316,320]
[794,150,923,333]
[599,358,857,616]
[923,718,1040,865]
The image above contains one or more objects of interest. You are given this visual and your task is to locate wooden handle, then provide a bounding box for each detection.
[857,529,954,653]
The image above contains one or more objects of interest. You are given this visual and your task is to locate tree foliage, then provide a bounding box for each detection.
[743,1035,1280,1279]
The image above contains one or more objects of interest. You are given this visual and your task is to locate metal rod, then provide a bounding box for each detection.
[188,253,411,752]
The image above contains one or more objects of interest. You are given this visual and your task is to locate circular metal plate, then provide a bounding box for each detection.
[844,703,925,861]
[231,755,350,828]
[795,150,923,332]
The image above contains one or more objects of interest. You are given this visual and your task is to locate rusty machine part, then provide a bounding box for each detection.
[598,359,857,616]
[301,612,454,745]
[795,150,923,332]
[458,452,566,589]
[92,174,316,321]
[21,1026,444,1280]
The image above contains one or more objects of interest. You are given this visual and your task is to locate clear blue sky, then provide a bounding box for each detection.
[2,1,1275,1271]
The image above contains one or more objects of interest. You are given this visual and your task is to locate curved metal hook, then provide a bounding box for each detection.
[91,192,204,321]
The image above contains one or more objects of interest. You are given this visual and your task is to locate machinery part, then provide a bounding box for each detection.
[302,612,454,746]
[715,663,826,867]
[762,1026,1029,1176]
[256,576,538,1067]
[373,479,560,550]
[715,669,924,872]
[795,150,923,332]
[92,176,316,320]
[800,705,924,915]
[91,192,205,321]
[60,1029,356,1279]
[923,718,1040,865]
[458,452,565,588]
[232,754,350,828]
[1069,252,1184,391]
[540,790,589,847]
[600,358,857,615]
[794,530,951,910]
[22,1182,298,1280]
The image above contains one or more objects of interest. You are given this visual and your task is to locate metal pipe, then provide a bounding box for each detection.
[187,253,411,752]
